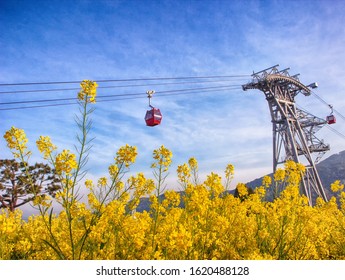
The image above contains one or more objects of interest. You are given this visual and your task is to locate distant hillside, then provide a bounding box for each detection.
[137,151,345,212]
[317,150,345,190]
[246,150,345,200]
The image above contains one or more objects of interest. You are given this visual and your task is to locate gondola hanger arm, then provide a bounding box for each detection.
[146,90,155,107]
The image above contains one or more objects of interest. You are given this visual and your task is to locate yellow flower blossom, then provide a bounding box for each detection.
[78,80,98,103]
[177,163,191,183]
[33,195,52,208]
[115,144,137,167]
[55,149,78,175]
[97,177,107,187]
[115,181,124,192]
[238,183,249,196]
[3,137,345,261]
[188,157,198,170]
[274,168,285,182]
[108,164,119,177]
[262,175,272,188]
[36,135,57,159]
[205,172,224,195]
[85,179,93,189]
[225,164,235,179]
[330,180,344,193]
[3,126,31,158]
[151,145,172,171]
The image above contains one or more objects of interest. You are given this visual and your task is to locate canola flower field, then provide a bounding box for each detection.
[1,81,345,260]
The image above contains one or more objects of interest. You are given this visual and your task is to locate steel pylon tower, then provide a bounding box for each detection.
[242,65,329,205]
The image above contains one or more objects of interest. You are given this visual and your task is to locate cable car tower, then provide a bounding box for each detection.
[242,65,329,205]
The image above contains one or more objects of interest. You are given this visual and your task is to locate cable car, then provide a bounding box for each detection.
[145,107,162,126]
[144,90,162,127]
[326,105,336,125]
[326,115,336,124]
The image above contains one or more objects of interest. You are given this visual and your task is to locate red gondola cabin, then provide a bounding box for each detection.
[326,115,336,124]
[145,107,162,126]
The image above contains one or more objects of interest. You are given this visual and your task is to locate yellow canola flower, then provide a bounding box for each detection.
[177,163,191,183]
[36,135,57,159]
[85,179,93,189]
[116,181,124,192]
[87,192,101,209]
[204,172,224,195]
[97,177,108,187]
[108,164,119,178]
[33,195,52,208]
[151,145,172,170]
[116,144,138,167]
[163,190,180,208]
[188,157,198,170]
[78,80,98,103]
[236,183,248,197]
[131,173,155,194]
[274,168,285,182]
[3,126,31,158]
[330,180,344,193]
[225,163,235,179]
[4,127,25,149]
[262,175,272,188]
[3,143,345,261]
[284,160,306,174]
[55,149,78,175]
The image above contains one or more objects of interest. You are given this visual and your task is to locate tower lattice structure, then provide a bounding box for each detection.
[242,65,329,205]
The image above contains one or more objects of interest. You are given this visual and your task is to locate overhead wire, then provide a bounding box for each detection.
[2,73,345,166]
[296,103,345,141]
[297,88,345,141]
[0,75,247,110]
[311,91,345,121]
[0,74,250,87]
[3,74,343,137]
[0,84,243,111]
[325,125,345,141]
[0,84,242,106]
[0,102,77,111]
[0,88,240,111]
[0,78,247,95]
[2,73,344,169]
[0,74,248,113]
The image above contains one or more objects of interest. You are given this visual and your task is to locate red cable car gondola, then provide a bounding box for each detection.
[326,105,336,125]
[145,107,162,126]
[326,115,336,124]
[144,90,162,127]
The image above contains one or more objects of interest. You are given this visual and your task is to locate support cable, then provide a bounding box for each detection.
[0,79,247,95]
[0,86,242,111]
[0,85,241,107]
[325,125,345,141]
[311,91,345,121]
[296,103,345,141]
[0,74,250,87]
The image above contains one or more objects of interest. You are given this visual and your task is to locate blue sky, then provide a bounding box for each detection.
[1,0,345,207]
